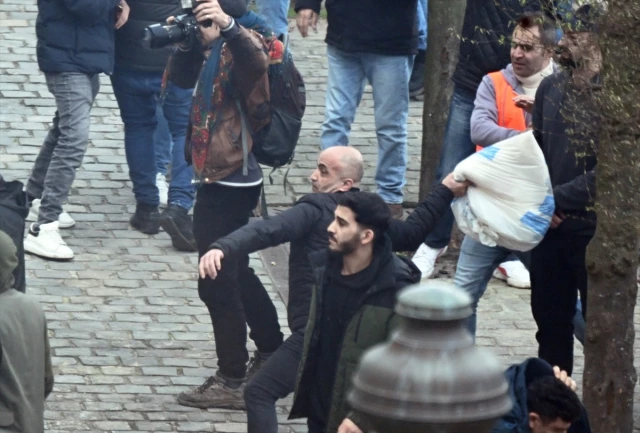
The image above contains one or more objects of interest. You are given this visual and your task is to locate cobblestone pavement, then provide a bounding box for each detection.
[2,1,640,431]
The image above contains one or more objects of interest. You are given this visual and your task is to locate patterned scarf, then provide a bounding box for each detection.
[189,11,275,178]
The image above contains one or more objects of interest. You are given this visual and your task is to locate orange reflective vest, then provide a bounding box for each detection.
[475,71,527,152]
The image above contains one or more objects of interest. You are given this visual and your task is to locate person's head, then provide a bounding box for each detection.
[557,5,602,70]
[309,147,364,193]
[510,12,556,77]
[0,231,18,294]
[327,192,390,256]
[527,376,583,433]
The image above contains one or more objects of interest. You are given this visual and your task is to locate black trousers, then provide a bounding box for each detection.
[530,229,592,375]
[193,183,283,379]
[244,330,305,433]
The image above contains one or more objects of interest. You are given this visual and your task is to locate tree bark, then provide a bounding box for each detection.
[418,0,466,200]
[583,0,640,431]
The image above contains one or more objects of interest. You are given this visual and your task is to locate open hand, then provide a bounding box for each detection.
[199,249,225,279]
[553,366,578,392]
[296,9,318,37]
[193,0,232,28]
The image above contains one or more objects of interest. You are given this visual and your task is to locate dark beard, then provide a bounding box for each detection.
[328,235,359,256]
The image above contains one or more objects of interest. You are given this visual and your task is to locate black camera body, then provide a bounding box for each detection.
[142,0,212,49]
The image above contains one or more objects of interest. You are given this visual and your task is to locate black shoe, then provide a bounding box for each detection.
[247,351,273,381]
[159,204,197,252]
[130,204,160,235]
[409,61,425,100]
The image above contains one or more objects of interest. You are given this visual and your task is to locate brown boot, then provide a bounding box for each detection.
[177,375,245,410]
[387,203,404,220]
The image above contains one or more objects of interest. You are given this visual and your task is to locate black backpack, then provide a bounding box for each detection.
[236,44,306,172]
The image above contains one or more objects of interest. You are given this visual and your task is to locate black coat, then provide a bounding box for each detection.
[294,0,418,56]
[532,72,597,235]
[114,0,183,73]
[211,184,454,333]
[452,0,555,94]
[36,0,121,74]
[0,177,28,293]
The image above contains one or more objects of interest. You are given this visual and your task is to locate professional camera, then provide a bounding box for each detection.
[142,0,212,49]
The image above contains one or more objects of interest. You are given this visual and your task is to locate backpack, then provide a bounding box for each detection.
[236,42,306,172]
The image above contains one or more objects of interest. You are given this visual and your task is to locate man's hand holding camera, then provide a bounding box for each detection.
[193,0,232,45]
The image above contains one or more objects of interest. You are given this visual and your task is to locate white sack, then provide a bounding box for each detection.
[451,131,554,252]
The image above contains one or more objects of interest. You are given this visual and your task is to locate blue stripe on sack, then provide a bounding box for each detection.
[478,146,499,161]
[520,212,549,236]
[539,195,555,217]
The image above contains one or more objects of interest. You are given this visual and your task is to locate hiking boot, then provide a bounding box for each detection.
[247,351,273,381]
[159,204,197,252]
[177,375,245,410]
[24,221,74,260]
[130,204,160,235]
[27,199,75,229]
[387,203,404,220]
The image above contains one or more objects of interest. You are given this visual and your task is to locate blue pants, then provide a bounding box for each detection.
[154,100,173,176]
[255,0,289,38]
[321,45,413,204]
[110,68,194,210]
[416,0,427,51]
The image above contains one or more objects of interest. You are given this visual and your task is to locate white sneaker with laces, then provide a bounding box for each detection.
[26,199,75,229]
[493,260,530,289]
[24,221,74,260]
[412,244,448,280]
[156,173,169,207]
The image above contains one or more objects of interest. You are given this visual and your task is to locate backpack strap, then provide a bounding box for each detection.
[234,98,249,176]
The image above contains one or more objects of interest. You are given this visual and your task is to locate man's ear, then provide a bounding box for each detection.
[340,178,354,192]
[529,412,540,431]
[360,229,375,246]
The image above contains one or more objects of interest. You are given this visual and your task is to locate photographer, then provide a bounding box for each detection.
[172,0,285,409]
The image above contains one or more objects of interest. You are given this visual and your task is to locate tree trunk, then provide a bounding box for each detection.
[418,0,466,201]
[583,0,640,431]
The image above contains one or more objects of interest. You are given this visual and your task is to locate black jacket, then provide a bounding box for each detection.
[533,72,597,235]
[36,0,121,74]
[294,0,418,56]
[114,0,182,73]
[452,0,555,94]
[211,184,454,333]
[491,358,592,433]
[0,177,28,293]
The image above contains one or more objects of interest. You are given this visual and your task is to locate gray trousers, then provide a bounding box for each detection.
[26,72,99,225]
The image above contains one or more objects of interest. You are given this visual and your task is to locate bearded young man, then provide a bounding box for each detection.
[288,192,421,433]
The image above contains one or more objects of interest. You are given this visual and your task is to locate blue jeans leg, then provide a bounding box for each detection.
[363,52,412,204]
[161,81,195,210]
[255,0,290,37]
[424,86,476,248]
[110,70,161,207]
[321,45,367,149]
[416,0,428,51]
[154,99,173,176]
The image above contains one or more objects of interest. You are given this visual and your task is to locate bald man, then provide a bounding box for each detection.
[195,146,468,433]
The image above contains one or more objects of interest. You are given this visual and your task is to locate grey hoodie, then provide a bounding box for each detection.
[0,231,54,433]
[471,63,559,147]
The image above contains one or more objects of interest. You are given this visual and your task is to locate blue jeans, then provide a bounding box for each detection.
[256,0,289,37]
[321,45,412,204]
[424,86,476,248]
[110,68,194,210]
[154,99,173,176]
[416,0,428,51]
[455,236,586,343]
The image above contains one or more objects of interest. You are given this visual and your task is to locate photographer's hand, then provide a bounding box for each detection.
[193,0,232,28]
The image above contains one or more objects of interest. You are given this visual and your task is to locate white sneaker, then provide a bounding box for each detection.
[26,199,75,229]
[493,260,531,289]
[156,173,169,207]
[24,222,74,260]
[412,244,448,280]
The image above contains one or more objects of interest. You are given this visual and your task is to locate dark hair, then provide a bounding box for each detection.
[337,192,391,243]
[516,12,557,48]
[527,376,583,424]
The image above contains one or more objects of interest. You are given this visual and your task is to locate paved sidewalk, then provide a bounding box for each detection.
[1,1,640,431]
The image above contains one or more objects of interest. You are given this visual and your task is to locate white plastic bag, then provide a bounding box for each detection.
[451,131,554,252]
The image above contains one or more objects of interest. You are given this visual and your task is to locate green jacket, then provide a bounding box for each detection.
[289,237,421,432]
